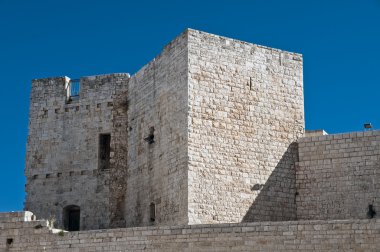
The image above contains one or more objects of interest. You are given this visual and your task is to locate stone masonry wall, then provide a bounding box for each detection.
[2,212,380,251]
[109,89,129,228]
[297,130,380,220]
[25,74,129,230]
[123,30,188,227]
[187,29,304,224]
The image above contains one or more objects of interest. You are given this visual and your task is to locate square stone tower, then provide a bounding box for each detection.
[25,74,130,230]
[25,29,304,230]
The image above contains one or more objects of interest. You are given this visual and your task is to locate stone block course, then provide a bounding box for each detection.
[297,130,380,221]
[187,29,304,224]
[2,212,380,251]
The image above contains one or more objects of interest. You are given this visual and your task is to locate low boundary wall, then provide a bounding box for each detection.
[1,212,380,251]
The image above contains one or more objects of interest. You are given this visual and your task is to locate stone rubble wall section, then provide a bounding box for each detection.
[123,30,189,227]
[1,212,379,252]
[187,29,304,224]
[297,130,380,220]
[25,74,129,230]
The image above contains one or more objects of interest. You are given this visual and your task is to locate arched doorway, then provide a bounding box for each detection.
[63,205,80,231]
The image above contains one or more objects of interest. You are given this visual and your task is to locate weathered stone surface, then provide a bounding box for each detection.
[2,212,380,252]
[25,29,304,230]
[123,30,189,227]
[25,74,129,230]
[297,130,380,220]
[16,27,380,251]
[187,29,304,224]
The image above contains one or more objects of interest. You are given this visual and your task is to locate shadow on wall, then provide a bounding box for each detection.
[242,142,299,222]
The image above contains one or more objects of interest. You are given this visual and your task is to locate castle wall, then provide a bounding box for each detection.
[25,74,129,230]
[187,29,304,224]
[297,130,380,220]
[2,212,380,251]
[123,31,189,227]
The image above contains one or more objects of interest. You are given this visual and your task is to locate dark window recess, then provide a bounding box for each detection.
[99,134,111,170]
[63,205,80,231]
[150,202,156,222]
[6,238,13,247]
[367,204,376,219]
[144,127,155,144]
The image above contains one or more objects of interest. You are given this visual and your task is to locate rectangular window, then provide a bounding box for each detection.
[98,134,111,170]
[66,79,80,101]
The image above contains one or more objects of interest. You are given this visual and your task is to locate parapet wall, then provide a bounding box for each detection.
[1,212,380,251]
[297,130,380,220]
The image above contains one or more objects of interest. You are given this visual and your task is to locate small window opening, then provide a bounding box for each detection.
[66,79,80,102]
[144,127,155,144]
[368,204,376,219]
[63,205,80,231]
[6,238,13,246]
[99,134,111,170]
[150,202,156,222]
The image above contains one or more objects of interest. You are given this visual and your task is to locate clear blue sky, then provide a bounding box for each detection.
[1,0,379,211]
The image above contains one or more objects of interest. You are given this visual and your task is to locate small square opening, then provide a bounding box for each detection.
[6,238,13,247]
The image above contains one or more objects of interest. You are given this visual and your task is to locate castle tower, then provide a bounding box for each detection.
[25,29,304,230]
[25,74,130,230]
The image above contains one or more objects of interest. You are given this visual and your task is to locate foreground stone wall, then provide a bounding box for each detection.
[25,74,129,230]
[1,212,380,251]
[297,130,380,220]
[187,29,304,224]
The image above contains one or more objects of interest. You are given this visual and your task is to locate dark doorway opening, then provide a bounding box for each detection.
[63,205,80,231]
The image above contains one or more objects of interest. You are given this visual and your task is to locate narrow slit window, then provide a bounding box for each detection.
[99,134,111,170]
[150,202,156,222]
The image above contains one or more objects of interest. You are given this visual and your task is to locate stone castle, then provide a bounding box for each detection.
[2,29,380,251]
